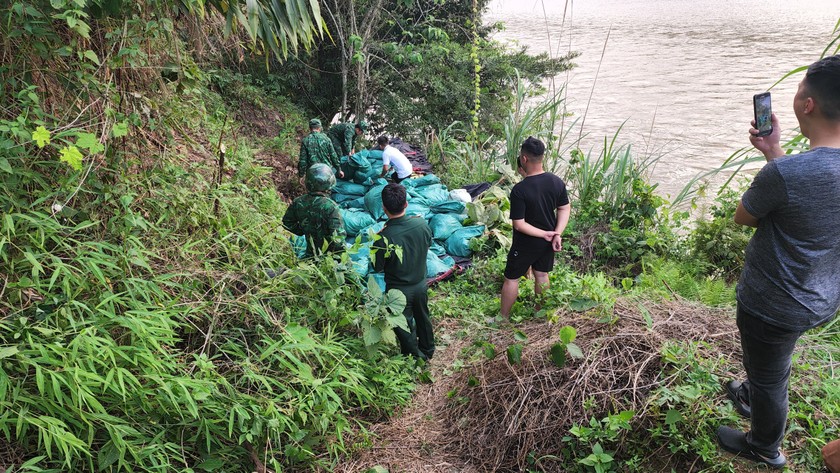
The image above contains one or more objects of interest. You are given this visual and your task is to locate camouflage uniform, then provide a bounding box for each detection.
[327,122,358,157]
[282,194,345,256]
[283,163,346,257]
[298,131,340,177]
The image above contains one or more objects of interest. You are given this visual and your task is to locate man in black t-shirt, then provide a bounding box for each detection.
[500,137,571,318]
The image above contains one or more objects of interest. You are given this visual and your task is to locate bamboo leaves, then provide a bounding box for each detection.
[206,0,326,61]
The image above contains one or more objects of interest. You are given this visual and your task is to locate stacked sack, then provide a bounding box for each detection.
[329,149,485,283]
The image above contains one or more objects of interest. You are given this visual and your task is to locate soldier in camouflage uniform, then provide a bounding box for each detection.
[283,164,346,257]
[327,120,367,157]
[299,119,343,178]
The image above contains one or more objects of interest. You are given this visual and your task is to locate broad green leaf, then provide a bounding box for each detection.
[549,343,566,368]
[385,311,409,332]
[363,324,382,347]
[383,288,406,315]
[75,132,104,154]
[0,158,11,173]
[380,326,397,345]
[83,49,100,65]
[512,329,528,342]
[33,126,50,148]
[0,346,19,359]
[365,467,388,473]
[482,343,496,359]
[566,342,584,359]
[111,121,128,138]
[73,19,91,38]
[506,343,523,365]
[569,298,598,312]
[367,275,382,298]
[559,325,577,344]
[665,409,682,426]
[59,145,84,170]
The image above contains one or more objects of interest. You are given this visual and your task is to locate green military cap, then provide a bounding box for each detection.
[309,118,322,129]
[356,120,368,132]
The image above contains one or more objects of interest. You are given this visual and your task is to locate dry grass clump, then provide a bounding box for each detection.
[442,299,737,472]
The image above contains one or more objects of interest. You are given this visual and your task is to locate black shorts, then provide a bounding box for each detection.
[504,243,555,279]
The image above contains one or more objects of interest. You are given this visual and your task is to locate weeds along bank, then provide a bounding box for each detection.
[419,71,838,471]
[0,3,419,472]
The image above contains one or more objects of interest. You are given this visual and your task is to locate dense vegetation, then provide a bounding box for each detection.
[1,1,838,472]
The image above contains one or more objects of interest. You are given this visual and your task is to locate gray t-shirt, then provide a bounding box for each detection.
[737,147,840,331]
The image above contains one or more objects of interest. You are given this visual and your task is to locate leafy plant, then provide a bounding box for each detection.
[550,325,584,368]
[359,275,410,356]
[565,411,634,473]
[689,180,753,280]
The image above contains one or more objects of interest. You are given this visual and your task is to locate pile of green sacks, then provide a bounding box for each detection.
[293,149,486,285]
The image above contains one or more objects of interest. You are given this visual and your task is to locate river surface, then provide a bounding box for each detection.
[486,0,840,198]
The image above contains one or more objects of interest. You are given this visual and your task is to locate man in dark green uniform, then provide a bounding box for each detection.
[327,120,367,157]
[283,163,346,257]
[299,119,343,179]
[372,183,435,360]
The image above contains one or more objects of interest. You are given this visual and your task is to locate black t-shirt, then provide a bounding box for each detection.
[509,172,569,249]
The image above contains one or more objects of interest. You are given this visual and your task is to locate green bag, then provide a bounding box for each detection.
[364,184,387,221]
[429,213,462,241]
[341,209,377,237]
[445,225,485,257]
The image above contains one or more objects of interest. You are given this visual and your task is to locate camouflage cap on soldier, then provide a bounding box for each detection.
[305,163,336,192]
[309,118,322,129]
[356,120,368,132]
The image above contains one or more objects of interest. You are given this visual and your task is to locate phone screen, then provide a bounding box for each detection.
[754,93,772,136]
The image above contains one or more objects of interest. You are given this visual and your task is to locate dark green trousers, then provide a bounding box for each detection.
[391,281,435,360]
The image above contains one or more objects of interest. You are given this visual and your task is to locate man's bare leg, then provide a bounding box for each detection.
[534,270,550,312]
[500,277,520,318]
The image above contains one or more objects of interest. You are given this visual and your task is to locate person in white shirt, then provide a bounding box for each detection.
[377,135,413,183]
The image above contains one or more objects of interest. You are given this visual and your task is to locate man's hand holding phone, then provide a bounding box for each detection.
[749,113,784,161]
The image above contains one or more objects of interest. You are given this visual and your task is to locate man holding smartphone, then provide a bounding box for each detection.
[717,55,840,469]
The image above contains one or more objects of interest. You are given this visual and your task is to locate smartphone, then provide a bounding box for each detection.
[753,92,773,137]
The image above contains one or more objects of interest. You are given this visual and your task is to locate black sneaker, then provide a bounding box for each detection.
[725,380,751,418]
[716,426,786,469]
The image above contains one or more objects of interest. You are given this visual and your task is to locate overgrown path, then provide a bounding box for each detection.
[336,318,479,472]
[334,297,819,472]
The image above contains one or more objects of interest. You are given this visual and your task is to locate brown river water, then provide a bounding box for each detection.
[487,0,840,198]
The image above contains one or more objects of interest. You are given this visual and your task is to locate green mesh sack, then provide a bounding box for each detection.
[430,240,447,257]
[426,250,455,277]
[445,225,485,257]
[348,150,372,173]
[353,167,380,184]
[292,235,308,259]
[364,184,387,221]
[430,200,465,214]
[349,242,372,278]
[429,213,462,241]
[341,209,377,237]
[406,202,431,221]
[415,184,450,205]
[333,180,368,196]
[358,221,386,242]
[403,174,440,188]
